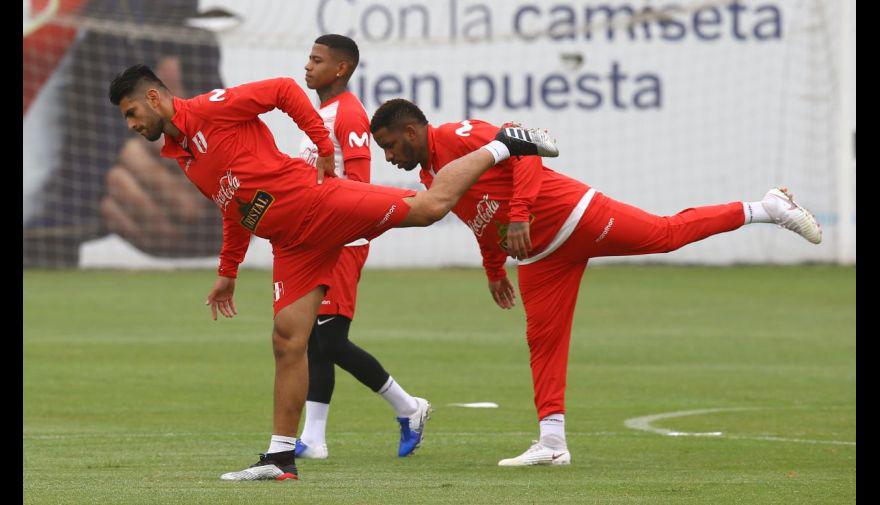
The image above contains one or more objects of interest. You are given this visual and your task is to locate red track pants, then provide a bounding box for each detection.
[516,191,745,419]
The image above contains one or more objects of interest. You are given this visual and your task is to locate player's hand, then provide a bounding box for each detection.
[205,276,238,320]
[489,277,517,309]
[505,221,532,260]
[316,154,336,184]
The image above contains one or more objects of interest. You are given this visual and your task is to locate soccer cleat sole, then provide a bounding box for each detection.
[498,457,571,467]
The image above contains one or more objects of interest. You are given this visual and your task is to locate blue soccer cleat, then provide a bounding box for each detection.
[397,397,431,457]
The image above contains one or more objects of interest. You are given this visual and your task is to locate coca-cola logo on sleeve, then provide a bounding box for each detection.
[212,169,241,211]
[467,194,500,237]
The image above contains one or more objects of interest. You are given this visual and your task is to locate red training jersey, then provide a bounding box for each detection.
[297,90,371,182]
[159,78,335,278]
[421,120,591,281]
[298,91,373,248]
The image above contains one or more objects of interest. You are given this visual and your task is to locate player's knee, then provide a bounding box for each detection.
[319,339,344,362]
[661,224,684,253]
[306,328,324,359]
[272,325,308,359]
[316,320,351,361]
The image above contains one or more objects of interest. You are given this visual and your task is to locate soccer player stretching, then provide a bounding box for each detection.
[108,65,556,480]
[295,34,429,459]
[369,99,822,467]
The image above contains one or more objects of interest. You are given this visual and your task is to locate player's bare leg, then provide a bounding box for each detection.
[400,126,558,227]
[220,286,325,481]
[271,286,326,437]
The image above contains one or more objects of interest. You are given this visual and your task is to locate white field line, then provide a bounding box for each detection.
[624,407,855,446]
[727,435,856,446]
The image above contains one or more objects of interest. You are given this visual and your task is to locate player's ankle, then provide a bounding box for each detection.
[267,434,297,454]
[742,201,772,224]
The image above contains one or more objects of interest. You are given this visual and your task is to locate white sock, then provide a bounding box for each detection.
[742,201,772,224]
[378,376,418,417]
[481,140,510,165]
[539,413,567,448]
[267,434,297,454]
[299,401,330,447]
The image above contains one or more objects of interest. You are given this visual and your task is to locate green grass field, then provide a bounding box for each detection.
[24,265,855,504]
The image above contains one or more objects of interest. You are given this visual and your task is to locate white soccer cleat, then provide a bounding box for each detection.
[294,439,328,459]
[219,451,299,481]
[761,187,822,244]
[496,126,559,158]
[498,436,571,467]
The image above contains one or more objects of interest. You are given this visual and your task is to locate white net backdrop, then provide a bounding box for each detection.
[23,0,855,269]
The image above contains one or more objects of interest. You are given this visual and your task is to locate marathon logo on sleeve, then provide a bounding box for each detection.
[376,204,397,227]
[239,190,275,232]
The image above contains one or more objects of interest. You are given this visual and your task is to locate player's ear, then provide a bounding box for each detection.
[336,60,351,80]
[144,88,162,109]
[404,123,417,141]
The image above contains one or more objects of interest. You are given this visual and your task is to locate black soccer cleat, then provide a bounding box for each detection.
[219,450,299,481]
[495,126,559,157]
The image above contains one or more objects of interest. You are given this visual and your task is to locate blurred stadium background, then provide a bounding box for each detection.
[23,0,855,269]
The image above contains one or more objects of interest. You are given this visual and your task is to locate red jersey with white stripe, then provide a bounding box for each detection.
[298,90,372,250]
[421,120,591,281]
[296,91,373,317]
[159,78,335,278]
[297,91,371,182]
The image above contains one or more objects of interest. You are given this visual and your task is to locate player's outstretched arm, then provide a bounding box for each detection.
[205,276,237,320]
[202,78,334,160]
[399,125,558,228]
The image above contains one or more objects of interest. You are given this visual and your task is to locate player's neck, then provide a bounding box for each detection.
[317,82,349,105]
[162,98,183,140]
[164,121,183,140]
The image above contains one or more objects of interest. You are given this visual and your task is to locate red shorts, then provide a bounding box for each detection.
[318,244,369,319]
[272,179,415,317]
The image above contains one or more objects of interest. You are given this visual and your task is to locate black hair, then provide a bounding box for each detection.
[108,64,168,105]
[314,34,360,69]
[370,98,428,133]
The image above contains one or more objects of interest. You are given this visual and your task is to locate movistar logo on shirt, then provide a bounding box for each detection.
[348,131,369,147]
